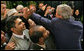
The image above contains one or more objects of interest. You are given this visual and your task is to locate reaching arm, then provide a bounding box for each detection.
[30,13,52,28]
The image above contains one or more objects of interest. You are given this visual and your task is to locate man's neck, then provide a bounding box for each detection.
[14,31,23,35]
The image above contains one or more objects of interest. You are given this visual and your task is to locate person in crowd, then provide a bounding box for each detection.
[6,8,18,17]
[1,30,7,50]
[29,25,50,50]
[1,2,8,32]
[28,19,56,49]
[27,4,83,50]
[29,4,36,13]
[1,30,15,50]
[74,9,80,21]
[1,8,18,40]
[1,2,7,20]
[38,3,44,10]
[44,6,55,19]
[36,3,47,17]
[6,16,32,50]
[16,5,24,13]
[16,5,24,16]
[73,1,83,21]
[20,7,31,29]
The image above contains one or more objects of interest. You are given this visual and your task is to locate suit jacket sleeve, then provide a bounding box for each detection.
[31,13,52,29]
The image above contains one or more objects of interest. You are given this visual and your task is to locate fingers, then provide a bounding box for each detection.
[10,42,15,47]
[5,42,15,50]
[28,19,36,28]
[28,19,36,25]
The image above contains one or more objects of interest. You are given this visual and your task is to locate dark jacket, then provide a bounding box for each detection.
[30,13,83,50]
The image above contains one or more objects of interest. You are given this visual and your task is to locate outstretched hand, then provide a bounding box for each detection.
[28,19,36,29]
[23,7,34,18]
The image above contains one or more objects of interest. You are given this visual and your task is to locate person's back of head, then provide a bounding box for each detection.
[56,4,72,19]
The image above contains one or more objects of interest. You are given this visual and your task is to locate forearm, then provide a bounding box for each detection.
[30,13,51,28]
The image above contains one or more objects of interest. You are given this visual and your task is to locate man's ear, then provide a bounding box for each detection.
[39,37,44,42]
[11,28,14,32]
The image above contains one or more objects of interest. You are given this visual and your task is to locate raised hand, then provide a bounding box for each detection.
[5,42,15,50]
[28,19,36,28]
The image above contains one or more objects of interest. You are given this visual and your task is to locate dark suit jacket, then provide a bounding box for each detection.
[30,13,83,50]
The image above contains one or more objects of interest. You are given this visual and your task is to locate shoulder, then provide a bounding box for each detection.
[51,17,59,22]
[9,35,18,42]
[23,29,29,37]
[72,21,83,28]
[23,29,29,33]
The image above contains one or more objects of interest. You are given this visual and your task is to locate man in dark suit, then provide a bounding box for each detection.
[28,4,83,50]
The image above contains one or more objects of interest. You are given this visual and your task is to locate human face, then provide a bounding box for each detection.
[39,3,44,9]
[14,18,26,32]
[75,10,79,16]
[1,4,6,14]
[30,6,36,12]
[1,31,6,44]
[39,26,49,39]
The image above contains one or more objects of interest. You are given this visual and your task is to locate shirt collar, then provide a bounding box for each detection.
[13,32,25,39]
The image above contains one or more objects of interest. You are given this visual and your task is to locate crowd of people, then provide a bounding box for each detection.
[1,1,83,50]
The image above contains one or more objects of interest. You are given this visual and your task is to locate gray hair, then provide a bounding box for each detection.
[57,4,72,19]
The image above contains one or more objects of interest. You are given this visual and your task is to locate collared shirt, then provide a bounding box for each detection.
[13,32,25,39]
